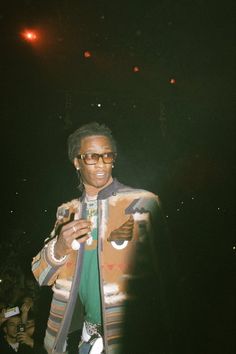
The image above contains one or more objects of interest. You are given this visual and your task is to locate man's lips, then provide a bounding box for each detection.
[95,171,106,178]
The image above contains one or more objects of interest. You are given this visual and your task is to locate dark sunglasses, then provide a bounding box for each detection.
[77,152,117,165]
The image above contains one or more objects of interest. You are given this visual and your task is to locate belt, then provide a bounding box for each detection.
[84,321,103,337]
[82,321,104,354]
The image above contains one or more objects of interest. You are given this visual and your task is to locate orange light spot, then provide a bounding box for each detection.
[84,51,92,58]
[133,66,140,72]
[170,78,176,84]
[22,30,38,42]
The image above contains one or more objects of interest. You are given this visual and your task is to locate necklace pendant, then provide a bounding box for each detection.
[86,235,93,246]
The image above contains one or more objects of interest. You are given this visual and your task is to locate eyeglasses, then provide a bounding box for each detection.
[77,152,117,165]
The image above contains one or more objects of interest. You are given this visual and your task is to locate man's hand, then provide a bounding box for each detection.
[17,332,34,348]
[54,218,91,258]
[20,302,32,314]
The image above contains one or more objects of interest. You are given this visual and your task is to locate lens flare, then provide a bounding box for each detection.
[21,30,38,42]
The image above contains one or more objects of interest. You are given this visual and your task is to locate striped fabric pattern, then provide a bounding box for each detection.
[32,180,160,354]
[105,303,125,345]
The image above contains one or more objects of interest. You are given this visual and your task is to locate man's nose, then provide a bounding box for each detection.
[96,156,105,166]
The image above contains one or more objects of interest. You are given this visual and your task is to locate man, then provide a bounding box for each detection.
[1,315,34,353]
[32,122,168,354]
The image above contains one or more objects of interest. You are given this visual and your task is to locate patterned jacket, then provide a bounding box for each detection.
[32,179,162,354]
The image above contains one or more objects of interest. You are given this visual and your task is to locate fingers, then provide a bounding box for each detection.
[61,219,91,241]
[17,333,26,342]
[17,332,32,345]
[56,219,92,255]
[62,219,91,233]
[21,303,30,312]
[71,222,91,240]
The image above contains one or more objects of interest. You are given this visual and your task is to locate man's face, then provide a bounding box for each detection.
[5,316,21,339]
[74,135,114,191]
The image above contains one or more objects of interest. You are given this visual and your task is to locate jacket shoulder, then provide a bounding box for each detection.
[117,184,160,201]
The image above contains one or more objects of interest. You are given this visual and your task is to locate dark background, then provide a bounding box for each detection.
[0,1,235,353]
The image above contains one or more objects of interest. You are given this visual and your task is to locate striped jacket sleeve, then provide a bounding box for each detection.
[31,238,68,286]
[32,199,80,286]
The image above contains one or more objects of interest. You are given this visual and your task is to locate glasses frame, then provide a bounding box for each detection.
[77,152,117,165]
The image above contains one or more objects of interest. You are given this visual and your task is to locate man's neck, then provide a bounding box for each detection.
[84,177,113,197]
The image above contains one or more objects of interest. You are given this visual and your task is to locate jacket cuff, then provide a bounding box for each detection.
[45,238,68,266]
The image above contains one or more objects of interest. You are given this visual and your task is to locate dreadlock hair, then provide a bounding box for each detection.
[67,122,117,191]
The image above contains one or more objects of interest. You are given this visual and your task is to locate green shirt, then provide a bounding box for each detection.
[79,199,102,324]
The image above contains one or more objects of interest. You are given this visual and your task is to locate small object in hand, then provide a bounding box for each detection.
[17,324,25,333]
[4,306,20,318]
[71,239,80,250]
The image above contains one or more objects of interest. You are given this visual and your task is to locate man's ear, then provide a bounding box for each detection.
[73,157,80,170]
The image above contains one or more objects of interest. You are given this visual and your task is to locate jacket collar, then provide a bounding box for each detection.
[80,178,124,202]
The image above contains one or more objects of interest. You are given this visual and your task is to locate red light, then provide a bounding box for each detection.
[84,51,92,58]
[169,78,176,84]
[22,30,38,42]
[133,66,140,72]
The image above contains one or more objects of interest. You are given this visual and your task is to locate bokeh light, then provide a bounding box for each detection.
[169,78,176,84]
[133,66,140,72]
[21,29,38,42]
[84,50,92,58]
